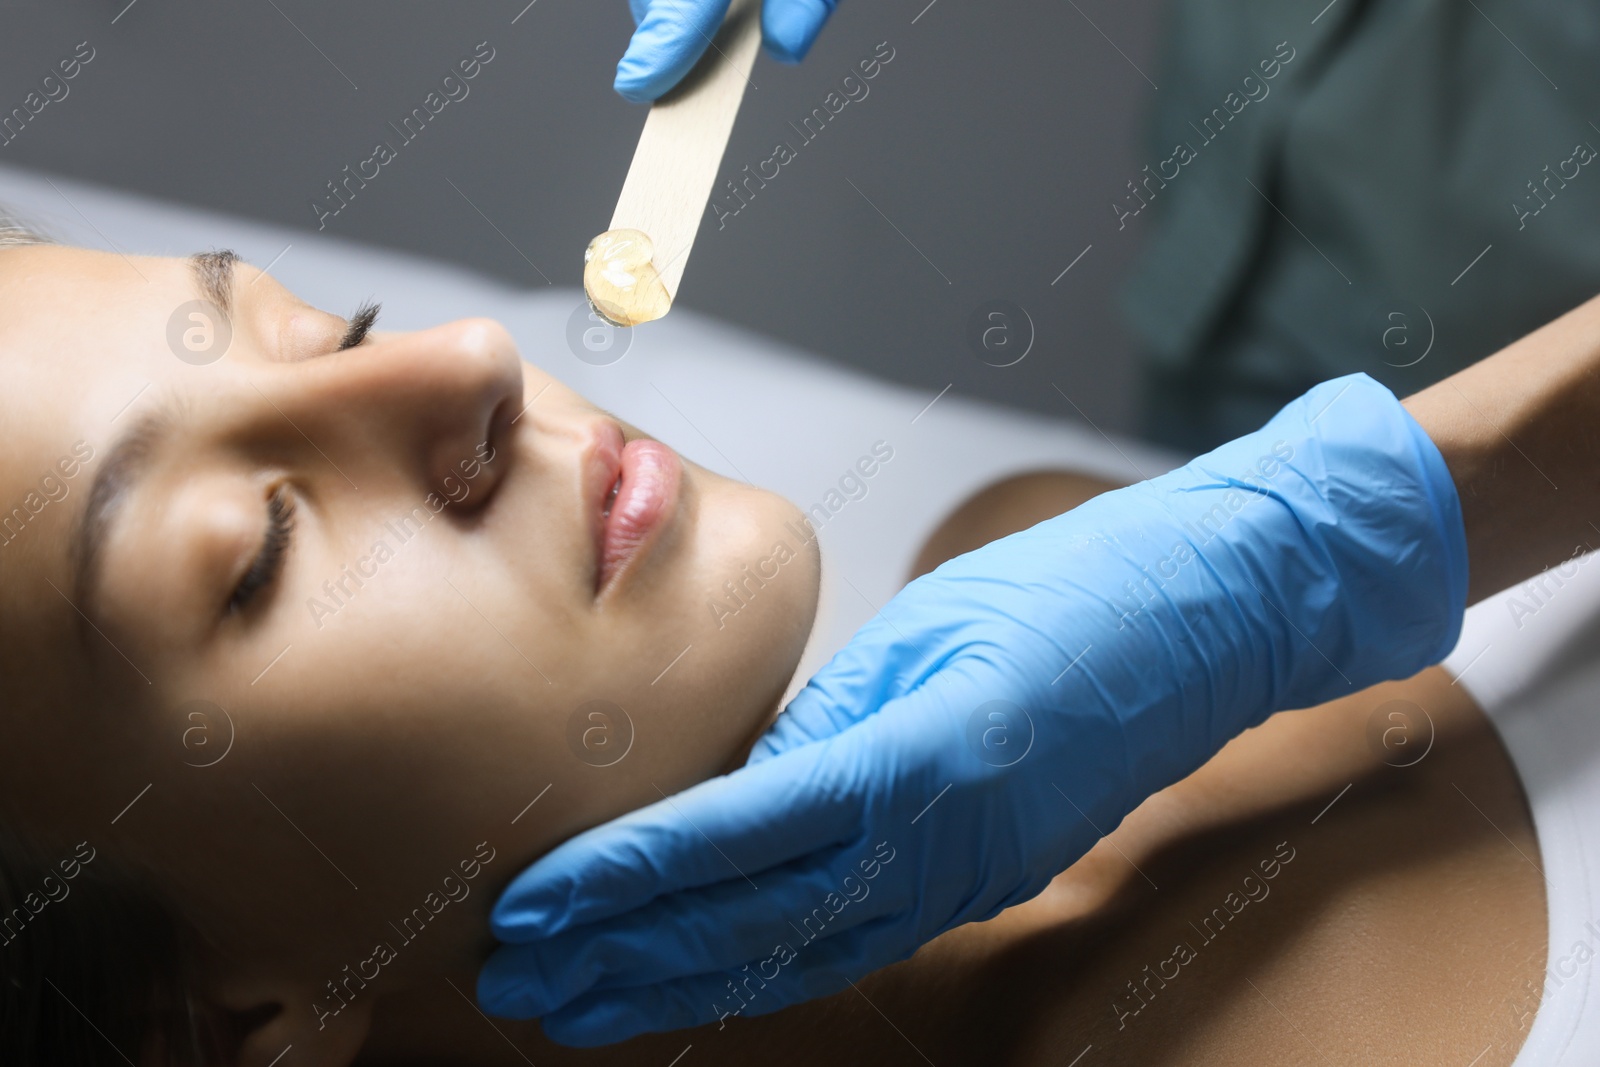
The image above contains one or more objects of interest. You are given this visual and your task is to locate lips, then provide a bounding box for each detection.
[588,421,682,596]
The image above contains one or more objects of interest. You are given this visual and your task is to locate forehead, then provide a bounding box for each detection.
[0,243,207,424]
[0,246,205,527]
[0,246,203,685]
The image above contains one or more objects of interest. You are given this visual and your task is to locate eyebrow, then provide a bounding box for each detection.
[69,251,240,643]
[191,248,238,315]
[70,404,176,644]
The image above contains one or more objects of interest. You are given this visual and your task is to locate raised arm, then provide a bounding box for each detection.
[1406,291,1600,603]
[475,293,1600,1050]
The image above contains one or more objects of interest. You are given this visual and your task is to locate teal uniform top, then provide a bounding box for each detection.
[1122,0,1600,452]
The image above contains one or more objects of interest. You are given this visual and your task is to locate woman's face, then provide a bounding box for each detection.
[0,245,819,1062]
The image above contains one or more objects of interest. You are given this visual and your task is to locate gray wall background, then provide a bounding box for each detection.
[0,0,1166,432]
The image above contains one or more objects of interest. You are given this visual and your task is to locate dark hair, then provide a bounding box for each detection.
[0,217,221,1064]
[0,829,221,1065]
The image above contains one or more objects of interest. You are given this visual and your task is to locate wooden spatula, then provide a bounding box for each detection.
[584,0,762,327]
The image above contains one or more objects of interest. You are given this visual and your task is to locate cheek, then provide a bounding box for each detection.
[160,465,821,942]
[568,478,818,799]
[476,474,821,839]
[183,601,585,966]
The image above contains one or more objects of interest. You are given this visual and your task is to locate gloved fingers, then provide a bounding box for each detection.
[748,610,943,763]
[761,0,837,63]
[748,668,883,762]
[490,741,860,939]
[535,913,909,1046]
[753,620,1026,765]
[479,842,900,1019]
[614,0,734,103]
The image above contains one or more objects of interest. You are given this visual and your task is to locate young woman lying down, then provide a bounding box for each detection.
[0,233,1542,1066]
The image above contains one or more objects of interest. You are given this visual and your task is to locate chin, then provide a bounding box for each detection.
[654,468,821,776]
[692,471,820,649]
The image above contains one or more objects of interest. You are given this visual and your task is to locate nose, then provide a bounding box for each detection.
[262,317,525,507]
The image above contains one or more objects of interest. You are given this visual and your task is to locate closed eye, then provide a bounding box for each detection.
[338,300,382,350]
[228,484,296,616]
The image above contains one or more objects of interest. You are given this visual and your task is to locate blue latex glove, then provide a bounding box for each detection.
[615,0,838,102]
[478,373,1468,1045]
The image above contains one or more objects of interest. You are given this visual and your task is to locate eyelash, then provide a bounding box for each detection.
[225,301,375,617]
[228,485,296,616]
[338,300,381,350]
